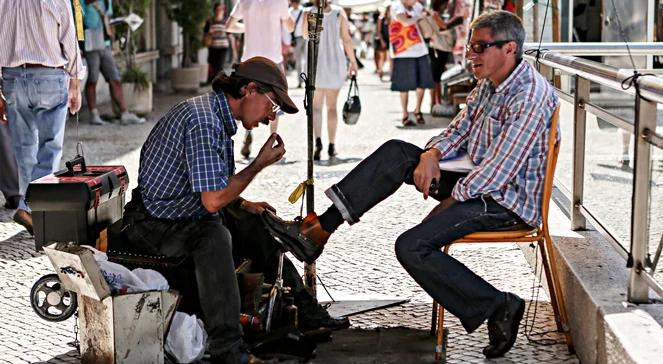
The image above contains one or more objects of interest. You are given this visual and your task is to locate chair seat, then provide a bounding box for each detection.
[454,227,539,241]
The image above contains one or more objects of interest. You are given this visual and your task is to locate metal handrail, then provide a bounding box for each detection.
[525,51,663,105]
[524,42,663,56]
[525,50,663,303]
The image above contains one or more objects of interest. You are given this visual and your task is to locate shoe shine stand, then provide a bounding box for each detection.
[296,0,407,319]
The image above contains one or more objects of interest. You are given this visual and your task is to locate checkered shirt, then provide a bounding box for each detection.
[426,60,559,227]
[138,91,237,220]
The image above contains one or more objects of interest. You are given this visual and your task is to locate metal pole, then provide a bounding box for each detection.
[628,94,656,303]
[303,0,327,295]
[571,76,589,230]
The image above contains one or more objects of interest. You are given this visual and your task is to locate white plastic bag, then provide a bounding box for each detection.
[165,312,208,363]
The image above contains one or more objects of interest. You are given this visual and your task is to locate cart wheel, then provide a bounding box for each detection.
[30,274,77,322]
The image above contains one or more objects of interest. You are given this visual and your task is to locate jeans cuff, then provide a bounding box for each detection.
[324,184,359,225]
[18,196,30,212]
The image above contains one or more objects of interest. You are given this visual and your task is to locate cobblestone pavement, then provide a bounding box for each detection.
[0,67,577,363]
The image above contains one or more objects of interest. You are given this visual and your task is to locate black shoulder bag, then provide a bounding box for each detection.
[342,75,361,125]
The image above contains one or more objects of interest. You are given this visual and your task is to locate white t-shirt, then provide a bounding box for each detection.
[390,1,428,59]
[289,7,304,38]
[230,0,291,63]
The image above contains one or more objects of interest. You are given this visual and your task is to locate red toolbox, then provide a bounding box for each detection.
[26,156,129,250]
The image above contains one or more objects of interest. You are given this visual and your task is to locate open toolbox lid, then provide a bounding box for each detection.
[43,242,112,301]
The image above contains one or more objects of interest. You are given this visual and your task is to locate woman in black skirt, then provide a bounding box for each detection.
[204,2,232,82]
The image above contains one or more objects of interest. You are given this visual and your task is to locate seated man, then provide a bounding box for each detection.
[121,57,308,364]
[263,11,558,359]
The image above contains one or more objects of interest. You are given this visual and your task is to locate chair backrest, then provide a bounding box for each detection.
[540,106,561,231]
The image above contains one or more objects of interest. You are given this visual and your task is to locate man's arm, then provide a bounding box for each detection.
[451,98,555,201]
[201,133,285,213]
[59,1,84,113]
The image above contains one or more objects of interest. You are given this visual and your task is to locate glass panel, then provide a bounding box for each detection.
[555,100,574,194]
[581,101,634,251]
[649,111,663,286]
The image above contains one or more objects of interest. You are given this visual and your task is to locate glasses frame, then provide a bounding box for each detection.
[466,40,512,54]
[263,93,281,114]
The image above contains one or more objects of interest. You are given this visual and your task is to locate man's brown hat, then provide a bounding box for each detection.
[232,57,298,114]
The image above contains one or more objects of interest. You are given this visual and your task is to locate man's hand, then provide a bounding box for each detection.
[253,133,286,170]
[0,95,6,125]
[240,200,276,215]
[423,196,456,221]
[413,148,442,199]
[68,79,81,114]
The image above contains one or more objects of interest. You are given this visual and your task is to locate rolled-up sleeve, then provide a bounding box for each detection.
[424,86,480,158]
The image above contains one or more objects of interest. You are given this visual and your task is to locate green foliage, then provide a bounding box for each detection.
[121,65,150,92]
[163,0,212,67]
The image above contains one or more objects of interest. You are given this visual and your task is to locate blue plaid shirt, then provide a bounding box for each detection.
[426,60,559,227]
[138,91,237,220]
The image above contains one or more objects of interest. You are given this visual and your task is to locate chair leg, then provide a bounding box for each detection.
[435,303,446,361]
[434,244,452,361]
[538,240,562,331]
[543,232,575,353]
[431,301,438,336]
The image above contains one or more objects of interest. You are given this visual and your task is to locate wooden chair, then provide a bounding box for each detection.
[430,107,574,361]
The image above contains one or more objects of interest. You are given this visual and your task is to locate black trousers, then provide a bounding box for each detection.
[122,190,241,356]
[326,140,526,331]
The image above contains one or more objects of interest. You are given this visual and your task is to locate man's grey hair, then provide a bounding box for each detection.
[470,11,525,59]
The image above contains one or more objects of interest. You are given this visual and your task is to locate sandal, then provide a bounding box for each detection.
[402,116,416,127]
[414,112,425,124]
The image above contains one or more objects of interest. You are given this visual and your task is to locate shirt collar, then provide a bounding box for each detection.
[492,58,528,94]
[214,91,238,137]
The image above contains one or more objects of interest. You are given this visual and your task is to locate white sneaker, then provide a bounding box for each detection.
[89,111,108,125]
[120,111,146,125]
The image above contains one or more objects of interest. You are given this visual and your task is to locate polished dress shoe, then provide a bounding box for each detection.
[483,292,525,358]
[260,211,329,264]
[13,209,34,235]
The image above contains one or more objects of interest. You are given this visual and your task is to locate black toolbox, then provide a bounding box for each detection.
[26,156,129,250]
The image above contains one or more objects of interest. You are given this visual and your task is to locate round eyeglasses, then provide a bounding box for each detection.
[263,93,281,114]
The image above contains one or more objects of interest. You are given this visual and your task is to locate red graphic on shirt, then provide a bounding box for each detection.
[389,21,422,55]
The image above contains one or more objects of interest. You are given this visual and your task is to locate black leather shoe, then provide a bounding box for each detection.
[483,292,525,358]
[260,211,327,264]
[13,209,34,236]
[299,302,350,331]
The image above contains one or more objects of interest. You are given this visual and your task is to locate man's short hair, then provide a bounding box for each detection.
[470,11,525,59]
[212,73,272,99]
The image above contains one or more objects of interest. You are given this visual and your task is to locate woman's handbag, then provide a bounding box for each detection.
[203,32,213,48]
[342,75,361,125]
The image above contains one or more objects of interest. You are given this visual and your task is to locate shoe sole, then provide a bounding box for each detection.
[260,214,319,264]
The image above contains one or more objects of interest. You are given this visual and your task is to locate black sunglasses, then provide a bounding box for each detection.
[466,40,512,54]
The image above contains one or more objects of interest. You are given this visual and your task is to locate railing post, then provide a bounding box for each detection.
[628,95,656,303]
[571,76,589,230]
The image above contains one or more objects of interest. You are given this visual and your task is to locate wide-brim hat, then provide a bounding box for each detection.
[232,57,299,114]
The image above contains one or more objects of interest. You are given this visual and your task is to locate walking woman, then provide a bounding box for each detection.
[389,0,434,126]
[374,5,391,80]
[303,0,358,160]
[204,2,232,82]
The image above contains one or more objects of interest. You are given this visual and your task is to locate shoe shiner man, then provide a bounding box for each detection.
[262,11,558,359]
[120,57,345,363]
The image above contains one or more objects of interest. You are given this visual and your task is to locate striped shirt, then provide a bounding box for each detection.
[0,0,85,79]
[425,60,559,227]
[138,91,238,220]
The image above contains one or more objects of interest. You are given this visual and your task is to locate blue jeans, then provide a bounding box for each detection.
[2,67,68,211]
[325,140,526,332]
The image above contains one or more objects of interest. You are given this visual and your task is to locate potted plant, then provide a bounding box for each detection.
[114,0,153,114]
[164,0,212,92]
